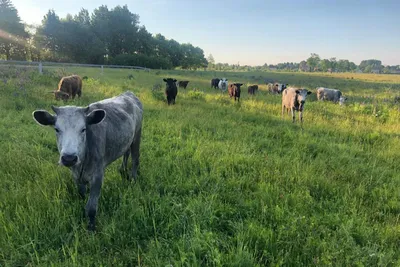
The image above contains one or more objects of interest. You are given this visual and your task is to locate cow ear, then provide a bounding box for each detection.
[239,83,243,86]
[86,109,106,125]
[173,79,177,82]
[163,79,167,82]
[295,90,300,94]
[307,91,312,95]
[33,110,56,126]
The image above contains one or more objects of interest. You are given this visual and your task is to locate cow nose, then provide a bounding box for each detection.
[301,100,305,104]
[61,154,78,166]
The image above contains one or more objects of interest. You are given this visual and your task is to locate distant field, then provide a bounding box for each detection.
[1,66,400,266]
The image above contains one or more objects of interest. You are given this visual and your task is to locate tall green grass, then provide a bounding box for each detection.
[1,67,400,266]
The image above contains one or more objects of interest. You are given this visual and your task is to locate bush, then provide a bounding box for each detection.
[187,90,205,100]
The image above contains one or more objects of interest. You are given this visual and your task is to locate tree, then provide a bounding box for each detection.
[180,43,207,69]
[319,59,331,72]
[207,54,215,68]
[306,53,320,71]
[359,59,382,73]
[299,60,308,72]
[0,0,29,60]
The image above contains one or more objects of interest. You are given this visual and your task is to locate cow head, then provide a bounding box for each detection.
[339,96,347,105]
[32,106,106,168]
[295,89,312,111]
[51,90,70,101]
[163,78,177,88]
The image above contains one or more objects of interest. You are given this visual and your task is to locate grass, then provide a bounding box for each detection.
[1,66,400,266]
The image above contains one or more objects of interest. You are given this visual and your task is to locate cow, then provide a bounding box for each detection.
[248,85,258,95]
[50,75,83,101]
[176,80,190,89]
[163,78,178,105]
[218,78,228,92]
[316,87,346,104]
[211,78,220,89]
[267,83,287,94]
[32,91,143,231]
[228,83,243,101]
[282,87,312,123]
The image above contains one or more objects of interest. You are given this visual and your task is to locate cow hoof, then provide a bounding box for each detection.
[88,223,96,232]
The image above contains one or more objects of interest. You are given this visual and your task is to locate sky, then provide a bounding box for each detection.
[11,0,400,66]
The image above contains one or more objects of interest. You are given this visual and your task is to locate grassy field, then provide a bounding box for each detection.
[1,66,400,266]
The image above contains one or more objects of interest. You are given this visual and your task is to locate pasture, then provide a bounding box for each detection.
[1,66,400,266]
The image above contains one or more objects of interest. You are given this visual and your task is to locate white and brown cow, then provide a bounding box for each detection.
[282,87,312,123]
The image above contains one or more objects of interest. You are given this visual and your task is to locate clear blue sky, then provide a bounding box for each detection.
[11,0,400,66]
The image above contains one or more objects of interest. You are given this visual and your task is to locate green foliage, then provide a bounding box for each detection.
[0,0,29,60]
[187,90,205,100]
[1,66,400,265]
[359,59,383,73]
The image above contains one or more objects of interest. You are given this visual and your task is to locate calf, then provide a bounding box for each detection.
[282,87,312,123]
[211,78,220,89]
[248,85,258,95]
[228,83,243,101]
[50,75,83,101]
[218,78,228,92]
[163,78,178,105]
[316,87,346,104]
[32,91,143,231]
[176,80,189,89]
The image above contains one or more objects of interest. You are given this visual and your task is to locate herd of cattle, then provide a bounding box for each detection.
[163,76,347,123]
[36,73,349,231]
[49,74,348,124]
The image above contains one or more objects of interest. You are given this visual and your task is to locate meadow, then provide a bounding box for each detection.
[1,65,400,266]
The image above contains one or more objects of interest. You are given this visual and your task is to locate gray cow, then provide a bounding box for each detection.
[282,87,312,123]
[316,87,346,104]
[32,91,143,231]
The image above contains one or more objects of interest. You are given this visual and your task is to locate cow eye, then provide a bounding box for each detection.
[81,128,86,133]
[54,128,60,133]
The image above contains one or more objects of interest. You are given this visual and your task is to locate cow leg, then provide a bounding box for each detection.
[299,111,303,123]
[119,150,130,179]
[281,105,285,118]
[86,172,104,231]
[130,127,142,182]
[291,108,295,123]
[78,183,86,199]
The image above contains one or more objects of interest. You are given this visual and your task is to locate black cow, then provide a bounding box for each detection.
[248,85,258,95]
[211,78,220,89]
[176,80,189,89]
[163,78,178,105]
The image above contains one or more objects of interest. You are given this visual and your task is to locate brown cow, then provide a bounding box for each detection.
[248,85,258,95]
[50,75,83,101]
[228,83,243,101]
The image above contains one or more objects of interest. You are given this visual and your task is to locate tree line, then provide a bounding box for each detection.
[0,0,208,69]
[207,53,400,74]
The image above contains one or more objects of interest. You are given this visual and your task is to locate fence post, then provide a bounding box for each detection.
[101,65,104,75]
[38,62,43,75]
